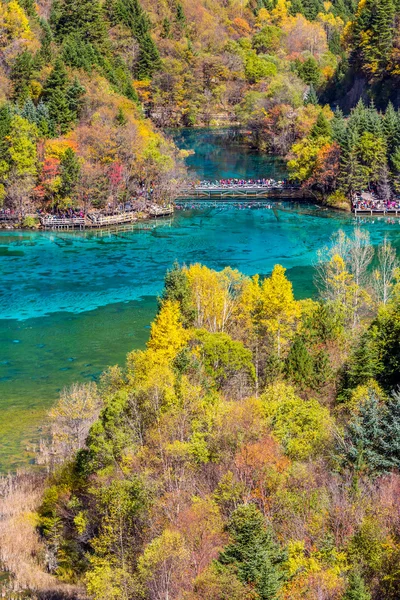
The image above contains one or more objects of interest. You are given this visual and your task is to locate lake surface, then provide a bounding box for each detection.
[1,129,400,470]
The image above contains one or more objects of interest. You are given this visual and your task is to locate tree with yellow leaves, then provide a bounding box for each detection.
[185,264,246,333]
[316,253,371,329]
[0,0,37,62]
[258,265,301,358]
[147,299,189,361]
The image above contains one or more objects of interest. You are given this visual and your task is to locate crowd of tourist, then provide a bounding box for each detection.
[40,209,85,220]
[353,192,400,212]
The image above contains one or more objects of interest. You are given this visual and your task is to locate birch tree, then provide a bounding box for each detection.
[372,237,398,305]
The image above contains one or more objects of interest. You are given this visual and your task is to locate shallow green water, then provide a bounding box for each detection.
[1,130,400,470]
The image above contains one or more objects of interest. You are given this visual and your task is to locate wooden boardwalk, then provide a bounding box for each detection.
[40,217,86,230]
[39,206,174,230]
[177,184,305,199]
[353,207,400,215]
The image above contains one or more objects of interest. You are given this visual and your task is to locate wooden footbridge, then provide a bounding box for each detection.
[177,183,306,200]
[39,206,174,230]
[353,207,400,216]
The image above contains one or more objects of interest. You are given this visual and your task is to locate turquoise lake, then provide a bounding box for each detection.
[1,129,400,470]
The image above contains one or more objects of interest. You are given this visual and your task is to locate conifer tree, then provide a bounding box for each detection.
[115,107,127,126]
[310,111,331,139]
[113,0,161,79]
[66,78,86,118]
[383,102,400,155]
[218,504,285,600]
[38,19,53,63]
[297,56,321,86]
[304,84,319,105]
[301,0,323,19]
[341,390,400,474]
[343,571,372,600]
[379,391,400,468]
[18,0,36,17]
[50,0,108,51]
[338,130,369,196]
[365,103,383,137]
[341,392,385,473]
[60,148,81,197]
[10,50,34,102]
[176,2,186,28]
[0,104,12,161]
[350,0,395,77]
[162,261,195,327]
[43,58,68,98]
[344,328,382,391]
[285,336,314,390]
[19,98,37,124]
[332,108,347,148]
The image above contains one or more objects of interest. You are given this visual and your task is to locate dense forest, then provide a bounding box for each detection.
[2,0,400,216]
[2,230,400,599]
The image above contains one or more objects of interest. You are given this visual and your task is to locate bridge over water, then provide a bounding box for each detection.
[177,183,309,200]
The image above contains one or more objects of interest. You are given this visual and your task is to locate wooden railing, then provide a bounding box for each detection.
[177,184,304,199]
[87,213,137,226]
[40,217,86,229]
[149,206,174,217]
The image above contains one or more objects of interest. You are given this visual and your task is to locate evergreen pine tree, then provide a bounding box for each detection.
[301,0,323,19]
[285,336,314,390]
[346,328,382,389]
[332,107,347,148]
[343,571,372,600]
[341,392,386,474]
[379,391,400,470]
[375,0,395,69]
[313,348,332,389]
[348,100,369,136]
[50,0,108,51]
[288,0,305,15]
[66,78,86,119]
[20,99,37,124]
[38,19,53,63]
[161,17,171,39]
[218,504,285,600]
[365,102,383,136]
[42,59,75,134]
[298,56,321,86]
[338,129,369,196]
[377,163,392,201]
[48,89,73,134]
[113,0,161,79]
[62,34,98,71]
[383,102,400,154]
[0,105,12,158]
[123,80,139,103]
[10,50,34,102]
[304,84,319,105]
[310,111,331,138]
[36,101,51,137]
[161,261,195,327]
[350,0,395,76]
[115,107,127,126]
[60,148,81,197]
[176,2,186,27]
[43,58,68,98]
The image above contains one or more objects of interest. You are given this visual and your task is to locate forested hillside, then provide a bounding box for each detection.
[2,231,400,599]
[1,0,400,215]
[0,0,184,219]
